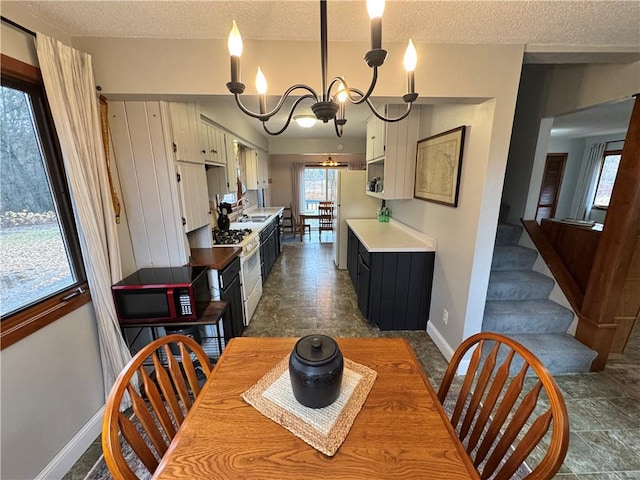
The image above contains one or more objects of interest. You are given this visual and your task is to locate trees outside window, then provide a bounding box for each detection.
[1,55,88,347]
[303,167,339,209]
[593,150,622,209]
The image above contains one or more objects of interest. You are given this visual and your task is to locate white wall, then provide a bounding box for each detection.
[268,154,366,209]
[392,100,503,356]
[268,136,366,155]
[1,305,104,480]
[542,62,640,119]
[547,136,586,220]
[69,35,525,358]
[0,9,123,478]
[515,62,639,224]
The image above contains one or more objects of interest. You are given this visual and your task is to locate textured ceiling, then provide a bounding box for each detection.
[4,1,637,140]
[6,0,640,47]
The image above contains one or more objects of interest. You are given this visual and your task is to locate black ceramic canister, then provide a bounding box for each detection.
[289,334,344,409]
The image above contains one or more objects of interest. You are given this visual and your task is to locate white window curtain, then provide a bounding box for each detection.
[291,162,306,214]
[569,142,606,220]
[35,34,133,403]
[348,161,366,171]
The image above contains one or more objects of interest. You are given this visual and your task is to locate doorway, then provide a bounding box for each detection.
[535,153,567,223]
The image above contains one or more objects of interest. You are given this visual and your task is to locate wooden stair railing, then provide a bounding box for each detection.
[520,94,640,371]
[521,220,585,314]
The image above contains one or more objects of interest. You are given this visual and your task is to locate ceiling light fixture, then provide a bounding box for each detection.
[226,0,418,137]
[294,115,318,128]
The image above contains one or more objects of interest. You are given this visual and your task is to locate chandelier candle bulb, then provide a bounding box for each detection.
[404,39,417,95]
[228,21,243,84]
[367,0,385,50]
[256,67,267,114]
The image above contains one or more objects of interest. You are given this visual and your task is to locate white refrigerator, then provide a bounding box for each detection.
[333,170,381,269]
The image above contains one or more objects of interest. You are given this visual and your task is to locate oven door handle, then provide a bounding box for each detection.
[241,242,261,263]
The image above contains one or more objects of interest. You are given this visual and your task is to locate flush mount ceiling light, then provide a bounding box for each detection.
[226,0,418,137]
[294,115,318,128]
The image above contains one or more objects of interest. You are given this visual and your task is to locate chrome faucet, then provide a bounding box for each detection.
[237,197,251,219]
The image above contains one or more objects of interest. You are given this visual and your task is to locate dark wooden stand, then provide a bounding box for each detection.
[120,300,229,358]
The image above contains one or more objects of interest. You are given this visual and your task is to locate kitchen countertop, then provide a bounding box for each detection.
[346,219,436,252]
[229,206,284,232]
[190,246,241,269]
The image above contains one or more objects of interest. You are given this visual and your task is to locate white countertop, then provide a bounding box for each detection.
[229,207,284,232]
[346,219,436,252]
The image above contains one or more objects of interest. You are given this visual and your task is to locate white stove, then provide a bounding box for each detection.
[210,228,262,326]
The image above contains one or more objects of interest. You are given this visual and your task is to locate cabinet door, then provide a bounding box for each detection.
[242,148,259,190]
[357,253,371,318]
[167,102,201,163]
[199,121,213,163]
[110,100,188,268]
[257,149,269,189]
[221,272,244,340]
[347,227,358,287]
[366,113,386,161]
[224,135,238,193]
[176,162,210,232]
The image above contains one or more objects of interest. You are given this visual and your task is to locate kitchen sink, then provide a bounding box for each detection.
[238,215,270,223]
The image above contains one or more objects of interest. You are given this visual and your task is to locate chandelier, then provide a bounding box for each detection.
[226,0,418,137]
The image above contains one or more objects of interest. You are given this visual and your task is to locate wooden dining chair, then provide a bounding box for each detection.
[318,202,333,240]
[102,334,214,480]
[437,332,569,480]
[291,203,311,240]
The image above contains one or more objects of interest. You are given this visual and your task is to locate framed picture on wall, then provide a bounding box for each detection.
[414,126,466,207]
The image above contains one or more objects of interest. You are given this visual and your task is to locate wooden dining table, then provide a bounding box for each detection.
[152,337,479,480]
[298,209,320,241]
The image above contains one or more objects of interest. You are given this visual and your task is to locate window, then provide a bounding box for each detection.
[1,55,88,348]
[303,167,340,210]
[592,150,622,209]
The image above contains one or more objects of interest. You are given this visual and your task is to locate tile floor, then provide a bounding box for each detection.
[65,232,640,480]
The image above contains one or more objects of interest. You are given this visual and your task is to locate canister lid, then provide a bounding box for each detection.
[293,334,338,366]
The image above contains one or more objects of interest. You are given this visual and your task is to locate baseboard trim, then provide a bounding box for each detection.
[35,405,104,480]
[426,323,470,375]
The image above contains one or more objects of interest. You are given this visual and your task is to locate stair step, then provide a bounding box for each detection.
[508,333,598,375]
[487,270,555,301]
[495,223,522,246]
[492,245,538,271]
[483,300,574,334]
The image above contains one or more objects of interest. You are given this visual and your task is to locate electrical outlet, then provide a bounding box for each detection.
[443,309,449,325]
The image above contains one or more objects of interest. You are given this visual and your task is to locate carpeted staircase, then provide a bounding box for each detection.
[482,223,597,374]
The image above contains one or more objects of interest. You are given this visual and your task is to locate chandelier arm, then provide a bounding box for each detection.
[233,85,319,121]
[327,72,378,106]
[260,94,319,136]
[365,99,414,123]
[333,118,344,138]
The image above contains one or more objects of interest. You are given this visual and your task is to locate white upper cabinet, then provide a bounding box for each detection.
[225,135,239,193]
[241,147,268,190]
[109,100,190,268]
[366,113,386,161]
[257,149,269,189]
[365,104,420,200]
[199,119,227,166]
[167,102,202,163]
[242,147,260,190]
[176,161,211,233]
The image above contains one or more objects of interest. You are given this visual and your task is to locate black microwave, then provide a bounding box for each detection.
[112,265,210,325]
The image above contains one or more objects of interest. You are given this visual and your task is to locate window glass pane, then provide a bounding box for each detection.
[0,85,76,317]
[593,153,621,208]
[304,168,326,210]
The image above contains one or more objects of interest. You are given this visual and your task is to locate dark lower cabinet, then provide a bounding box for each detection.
[356,253,371,318]
[260,218,280,281]
[347,226,435,331]
[347,227,358,287]
[216,257,244,341]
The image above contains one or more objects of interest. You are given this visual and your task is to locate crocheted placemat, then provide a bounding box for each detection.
[242,355,377,456]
